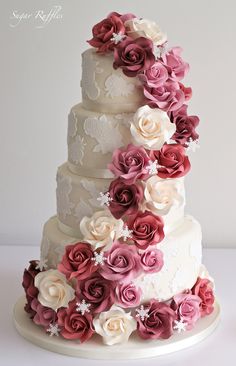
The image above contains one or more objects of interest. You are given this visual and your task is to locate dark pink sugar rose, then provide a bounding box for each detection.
[58,242,97,281]
[139,61,168,88]
[100,241,141,283]
[22,260,40,299]
[171,292,201,330]
[140,248,164,274]
[108,144,150,184]
[109,11,136,23]
[113,37,155,77]
[144,80,185,112]
[137,299,176,340]
[31,298,57,327]
[169,104,199,146]
[151,143,191,178]
[57,300,94,342]
[161,47,189,81]
[192,278,215,317]
[115,282,142,308]
[127,211,165,249]
[108,178,143,219]
[22,260,40,316]
[76,273,115,314]
[87,12,126,53]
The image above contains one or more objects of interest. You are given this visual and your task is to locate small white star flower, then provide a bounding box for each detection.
[91,251,107,266]
[111,32,126,44]
[153,45,162,59]
[76,299,91,315]
[186,138,200,153]
[146,160,159,175]
[46,323,61,337]
[153,43,167,59]
[97,192,113,207]
[173,319,187,333]
[135,305,150,321]
[120,225,133,241]
[35,258,48,271]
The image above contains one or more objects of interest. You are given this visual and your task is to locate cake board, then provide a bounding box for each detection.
[13,296,220,360]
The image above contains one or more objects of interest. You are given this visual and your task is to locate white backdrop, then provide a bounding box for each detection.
[0,0,235,247]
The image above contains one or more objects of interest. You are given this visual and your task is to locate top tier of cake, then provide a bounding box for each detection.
[81,49,144,113]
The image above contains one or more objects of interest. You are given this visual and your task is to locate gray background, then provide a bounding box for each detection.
[0,0,235,247]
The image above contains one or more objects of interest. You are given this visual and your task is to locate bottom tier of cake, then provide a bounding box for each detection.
[40,214,202,302]
[14,295,220,359]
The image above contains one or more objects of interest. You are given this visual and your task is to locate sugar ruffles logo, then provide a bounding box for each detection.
[9,5,63,28]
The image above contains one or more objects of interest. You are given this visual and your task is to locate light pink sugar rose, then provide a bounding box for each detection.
[139,61,168,88]
[115,282,142,308]
[30,298,57,327]
[99,241,141,283]
[113,37,155,77]
[127,211,165,249]
[140,248,164,273]
[137,299,176,339]
[108,144,150,183]
[161,47,189,81]
[171,292,201,330]
[144,80,185,112]
[192,278,215,317]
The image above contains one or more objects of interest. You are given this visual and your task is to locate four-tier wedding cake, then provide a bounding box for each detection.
[20,11,216,350]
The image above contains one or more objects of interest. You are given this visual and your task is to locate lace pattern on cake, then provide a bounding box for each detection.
[80,179,109,208]
[115,113,134,128]
[84,115,124,154]
[189,240,202,266]
[68,111,78,138]
[105,74,135,98]
[68,135,86,165]
[56,173,75,219]
[40,235,50,263]
[81,52,103,100]
[74,199,93,223]
[170,266,189,293]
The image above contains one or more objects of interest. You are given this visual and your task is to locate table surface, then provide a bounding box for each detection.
[1,246,235,365]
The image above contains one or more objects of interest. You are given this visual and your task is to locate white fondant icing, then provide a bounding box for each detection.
[81,51,100,100]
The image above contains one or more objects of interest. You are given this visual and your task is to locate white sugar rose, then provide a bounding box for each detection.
[125,18,167,46]
[80,210,123,251]
[93,305,137,345]
[34,269,75,311]
[130,105,176,150]
[144,176,184,215]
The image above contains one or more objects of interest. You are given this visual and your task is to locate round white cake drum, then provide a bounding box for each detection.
[13,296,220,359]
